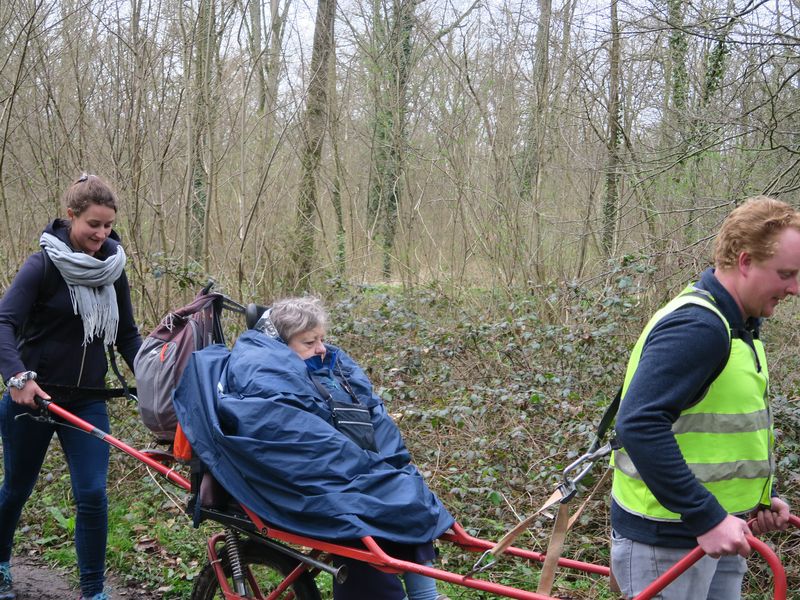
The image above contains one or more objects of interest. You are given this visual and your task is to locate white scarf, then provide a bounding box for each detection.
[40,232,126,346]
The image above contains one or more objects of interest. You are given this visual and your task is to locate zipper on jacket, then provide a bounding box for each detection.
[76,345,87,386]
[733,327,762,373]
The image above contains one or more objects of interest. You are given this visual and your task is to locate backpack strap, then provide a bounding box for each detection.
[36,249,61,305]
[210,294,226,345]
[107,345,136,400]
[308,371,365,409]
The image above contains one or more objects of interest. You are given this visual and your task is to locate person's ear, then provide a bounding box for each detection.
[738,251,752,275]
[66,207,75,220]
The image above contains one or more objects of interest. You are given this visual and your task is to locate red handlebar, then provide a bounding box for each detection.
[36,397,191,491]
[634,514,800,600]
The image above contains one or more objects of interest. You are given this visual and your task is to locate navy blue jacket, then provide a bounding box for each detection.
[0,219,141,397]
[611,268,765,548]
[174,331,454,544]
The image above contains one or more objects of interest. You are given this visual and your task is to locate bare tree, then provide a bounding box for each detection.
[603,0,622,255]
[516,0,552,281]
[291,0,337,288]
[0,1,43,274]
[1,0,800,300]
[364,0,417,280]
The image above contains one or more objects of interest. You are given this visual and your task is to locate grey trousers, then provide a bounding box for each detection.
[611,530,747,600]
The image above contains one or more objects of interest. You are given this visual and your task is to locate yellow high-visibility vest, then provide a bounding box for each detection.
[611,286,773,521]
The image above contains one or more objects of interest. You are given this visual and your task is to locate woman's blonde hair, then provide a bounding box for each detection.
[62,173,118,215]
[714,196,800,270]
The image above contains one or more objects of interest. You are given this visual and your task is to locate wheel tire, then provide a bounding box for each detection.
[191,539,322,600]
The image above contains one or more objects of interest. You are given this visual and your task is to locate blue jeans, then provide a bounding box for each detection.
[0,394,109,596]
[332,558,441,600]
[403,563,440,600]
[611,530,746,600]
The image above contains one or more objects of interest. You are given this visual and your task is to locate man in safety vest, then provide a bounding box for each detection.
[610,196,797,599]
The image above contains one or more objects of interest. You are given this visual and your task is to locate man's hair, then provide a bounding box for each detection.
[714,196,800,270]
[62,173,118,215]
[269,296,328,342]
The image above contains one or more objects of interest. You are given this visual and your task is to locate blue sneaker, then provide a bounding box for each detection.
[0,562,15,600]
[79,592,108,600]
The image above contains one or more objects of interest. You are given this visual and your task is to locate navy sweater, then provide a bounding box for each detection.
[0,219,141,399]
[611,268,767,548]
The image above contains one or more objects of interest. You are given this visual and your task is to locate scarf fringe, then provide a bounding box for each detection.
[42,232,125,346]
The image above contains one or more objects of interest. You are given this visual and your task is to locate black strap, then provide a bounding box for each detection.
[309,374,334,403]
[308,373,362,414]
[731,327,762,372]
[197,283,244,348]
[39,382,135,401]
[107,345,136,401]
[308,370,364,408]
[39,249,60,299]
[309,372,378,452]
[588,386,622,453]
[596,387,621,442]
[208,295,225,346]
[19,251,60,347]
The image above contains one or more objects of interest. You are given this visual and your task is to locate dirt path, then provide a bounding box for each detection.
[10,555,162,599]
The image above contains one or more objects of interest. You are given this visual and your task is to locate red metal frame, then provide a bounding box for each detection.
[41,399,192,489]
[38,398,799,600]
[206,533,303,600]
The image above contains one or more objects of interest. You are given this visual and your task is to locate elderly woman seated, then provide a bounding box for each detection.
[174,297,452,600]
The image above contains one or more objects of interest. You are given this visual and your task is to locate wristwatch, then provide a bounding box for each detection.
[6,371,37,390]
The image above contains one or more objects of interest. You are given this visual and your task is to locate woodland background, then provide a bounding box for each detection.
[1,0,800,597]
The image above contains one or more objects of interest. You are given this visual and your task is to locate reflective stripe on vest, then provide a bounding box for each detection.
[611,285,773,521]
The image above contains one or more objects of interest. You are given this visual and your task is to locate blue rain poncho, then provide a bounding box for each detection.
[172,331,454,544]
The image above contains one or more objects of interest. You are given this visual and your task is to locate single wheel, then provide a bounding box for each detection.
[191,539,322,600]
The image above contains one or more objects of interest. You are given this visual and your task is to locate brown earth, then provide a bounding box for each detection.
[10,555,162,600]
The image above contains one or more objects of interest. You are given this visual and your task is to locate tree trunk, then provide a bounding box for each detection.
[0,2,40,271]
[291,0,336,288]
[366,0,415,281]
[184,0,215,267]
[602,0,621,256]
[328,49,347,276]
[522,0,551,282]
[381,0,414,280]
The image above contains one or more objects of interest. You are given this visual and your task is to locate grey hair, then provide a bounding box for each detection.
[268,296,328,342]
